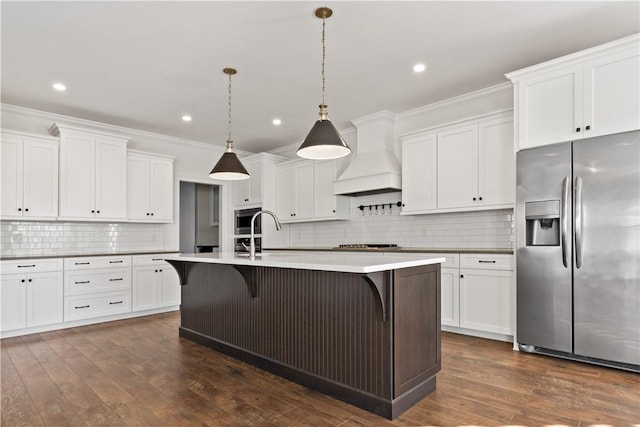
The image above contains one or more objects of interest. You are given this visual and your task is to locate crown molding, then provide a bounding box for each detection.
[396,82,513,121]
[1,103,248,155]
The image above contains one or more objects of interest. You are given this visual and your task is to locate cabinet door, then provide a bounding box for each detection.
[440,268,460,327]
[402,133,437,213]
[127,155,150,220]
[234,159,260,206]
[294,162,314,220]
[132,267,160,311]
[95,137,127,219]
[23,138,58,218]
[459,269,513,335]
[437,125,478,209]
[1,136,23,218]
[0,274,27,331]
[518,66,583,149]
[149,159,173,222]
[478,118,514,207]
[159,267,181,307]
[26,271,63,328]
[60,133,96,218]
[584,50,640,137]
[275,165,295,220]
[313,160,338,218]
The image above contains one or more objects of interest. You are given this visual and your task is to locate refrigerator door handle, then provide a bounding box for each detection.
[561,176,570,268]
[574,176,583,269]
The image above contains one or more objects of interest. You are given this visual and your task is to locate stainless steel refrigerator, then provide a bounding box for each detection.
[516,130,639,371]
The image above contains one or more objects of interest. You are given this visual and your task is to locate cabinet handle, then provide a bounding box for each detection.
[18,265,36,268]
[75,281,90,284]
[18,208,22,211]
[460,274,464,278]
[24,208,29,212]
[576,127,581,132]
[586,125,591,131]
[75,305,90,309]
[91,210,95,213]
[152,258,163,261]
[478,260,496,263]
[96,210,100,214]
[28,278,32,282]
[109,278,123,282]
[150,213,154,216]
[109,301,123,305]
[146,213,150,216]
[479,197,483,201]
[155,269,158,273]
[472,197,476,201]
[332,210,335,213]
[159,269,162,272]
[75,262,90,265]
[21,279,25,283]
[109,260,123,264]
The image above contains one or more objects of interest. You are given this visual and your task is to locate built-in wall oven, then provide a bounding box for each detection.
[234,207,261,235]
[234,237,261,253]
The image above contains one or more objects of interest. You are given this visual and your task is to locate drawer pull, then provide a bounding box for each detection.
[75,281,91,284]
[18,264,36,268]
[478,260,496,263]
[75,305,90,309]
[75,262,90,265]
[109,278,123,282]
[109,301,124,305]
[152,258,163,261]
[109,260,124,264]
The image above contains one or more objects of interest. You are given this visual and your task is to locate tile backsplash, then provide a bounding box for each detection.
[1,221,166,257]
[287,192,514,249]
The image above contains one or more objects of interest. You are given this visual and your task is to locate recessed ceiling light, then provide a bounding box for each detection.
[182,115,192,122]
[413,63,427,73]
[272,118,282,126]
[52,82,67,91]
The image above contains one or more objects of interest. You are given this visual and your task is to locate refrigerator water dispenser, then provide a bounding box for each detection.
[525,200,560,246]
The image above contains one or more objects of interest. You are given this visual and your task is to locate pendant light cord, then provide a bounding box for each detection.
[227,72,233,144]
[321,14,326,107]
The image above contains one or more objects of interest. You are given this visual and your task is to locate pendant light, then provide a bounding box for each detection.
[209,68,250,180]
[297,7,351,160]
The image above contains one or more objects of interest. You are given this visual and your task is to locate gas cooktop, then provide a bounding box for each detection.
[336,244,399,250]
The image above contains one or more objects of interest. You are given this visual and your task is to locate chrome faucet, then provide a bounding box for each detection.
[249,210,281,259]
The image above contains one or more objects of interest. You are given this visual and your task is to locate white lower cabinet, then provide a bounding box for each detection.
[1,259,64,332]
[132,254,180,312]
[433,252,514,339]
[459,254,514,336]
[63,255,132,321]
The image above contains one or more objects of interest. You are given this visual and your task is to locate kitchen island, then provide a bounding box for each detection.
[164,252,445,419]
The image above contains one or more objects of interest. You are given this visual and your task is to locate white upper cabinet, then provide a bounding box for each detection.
[437,124,478,210]
[127,151,174,222]
[276,160,314,222]
[1,131,59,220]
[234,157,262,207]
[401,132,437,213]
[400,112,514,215]
[52,124,128,221]
[313,159,349,220]
[507,34,640,150]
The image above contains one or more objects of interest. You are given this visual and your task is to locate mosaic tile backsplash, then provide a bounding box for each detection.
[1,221,166,257]
[286,192,514,249]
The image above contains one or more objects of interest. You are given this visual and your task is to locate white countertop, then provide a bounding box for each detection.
[163,251,446,274]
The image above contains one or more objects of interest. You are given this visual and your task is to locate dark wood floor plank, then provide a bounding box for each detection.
[2,312,639,427]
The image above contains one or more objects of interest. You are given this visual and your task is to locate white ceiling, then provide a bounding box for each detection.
[2,1,638,153]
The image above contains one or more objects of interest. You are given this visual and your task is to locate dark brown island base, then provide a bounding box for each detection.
[165,252,444,419]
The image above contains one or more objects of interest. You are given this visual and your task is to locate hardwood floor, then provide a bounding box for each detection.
[1,312,638,426]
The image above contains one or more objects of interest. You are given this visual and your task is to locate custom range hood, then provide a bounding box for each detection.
[334,111,401,197]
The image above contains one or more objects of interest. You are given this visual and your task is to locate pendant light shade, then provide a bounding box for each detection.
[209,68,250,180]
[297,7,351,160]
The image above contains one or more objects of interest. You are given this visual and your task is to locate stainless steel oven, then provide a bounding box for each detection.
[234,207,261,235]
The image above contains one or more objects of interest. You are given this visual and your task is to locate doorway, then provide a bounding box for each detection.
[179,182,220,253]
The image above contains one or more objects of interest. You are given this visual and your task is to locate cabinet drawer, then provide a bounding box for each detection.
[426,253,459,269]
[1,258,63,274]
[460,254,513,270]
[64,255,132,270]
[132,253,178,267]
[64,268,131,296]
[64,291,131,321]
